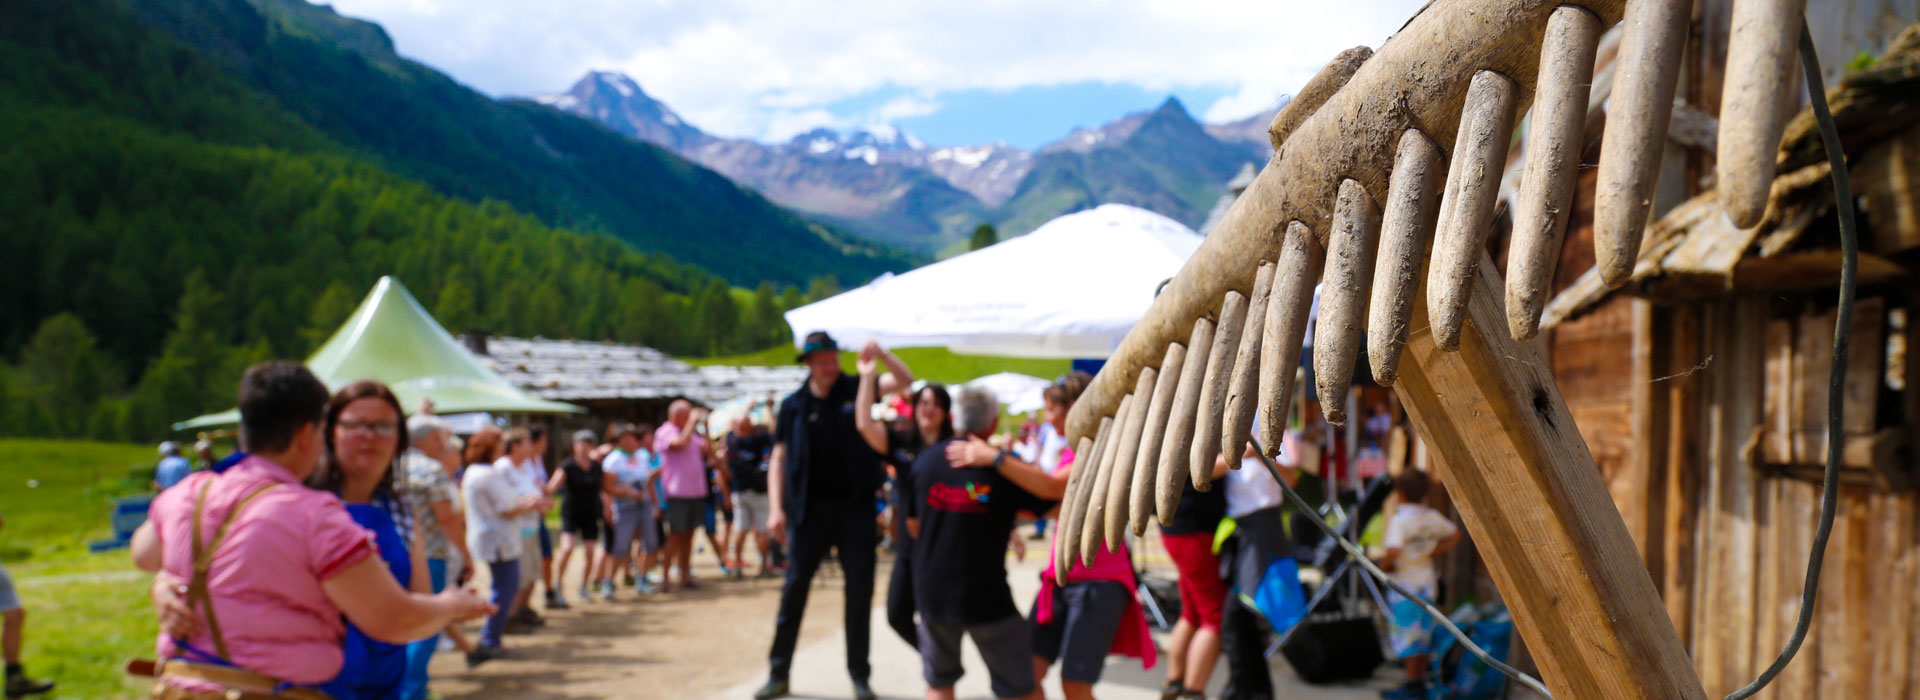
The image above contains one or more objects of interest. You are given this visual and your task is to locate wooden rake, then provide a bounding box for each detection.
[1054,0,1818,696]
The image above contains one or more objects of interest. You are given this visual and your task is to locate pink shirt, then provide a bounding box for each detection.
[150,455,378,684]
[653,421,709,499]
[1035,448,1157,668]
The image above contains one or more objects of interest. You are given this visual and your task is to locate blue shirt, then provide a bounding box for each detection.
[155,456,192,490]
[328,496,412,700]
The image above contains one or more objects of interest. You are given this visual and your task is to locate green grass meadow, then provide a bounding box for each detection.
[1,440,168,699]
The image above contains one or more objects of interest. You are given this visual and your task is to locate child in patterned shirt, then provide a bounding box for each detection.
[1376,468,1462,700]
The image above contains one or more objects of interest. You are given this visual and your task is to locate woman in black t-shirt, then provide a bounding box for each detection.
[852,341,952,649]
[547,430,607,602]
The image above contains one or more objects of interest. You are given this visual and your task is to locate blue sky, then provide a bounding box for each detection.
[326,0,1419,149]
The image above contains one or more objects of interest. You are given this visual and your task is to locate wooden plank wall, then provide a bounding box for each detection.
[1551,296,1637,512]
[1560,296,1920,700]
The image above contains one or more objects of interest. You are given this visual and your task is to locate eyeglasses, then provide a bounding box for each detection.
[337,421,400,438]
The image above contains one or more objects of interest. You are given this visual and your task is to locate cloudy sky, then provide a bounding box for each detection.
[326,0,1423,149]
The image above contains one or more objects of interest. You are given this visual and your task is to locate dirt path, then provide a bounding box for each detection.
[426,553,864,700]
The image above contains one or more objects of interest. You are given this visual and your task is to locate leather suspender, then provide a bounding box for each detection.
[186,480,282,662]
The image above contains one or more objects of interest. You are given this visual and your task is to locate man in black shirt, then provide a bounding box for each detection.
[902,385,1055,700]
[758,332,899,700]
[726,411,775,577]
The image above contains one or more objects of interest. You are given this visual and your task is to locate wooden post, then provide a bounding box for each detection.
[1391,254,1707,700]
[1627,299,1671,581]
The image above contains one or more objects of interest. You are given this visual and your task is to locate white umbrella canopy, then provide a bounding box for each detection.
[965,372,1052,414]
[785,204,1204,359]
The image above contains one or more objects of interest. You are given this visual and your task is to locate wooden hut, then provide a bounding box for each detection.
[1536,22,1920,699]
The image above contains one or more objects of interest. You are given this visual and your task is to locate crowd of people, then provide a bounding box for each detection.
[103,327,1460,700]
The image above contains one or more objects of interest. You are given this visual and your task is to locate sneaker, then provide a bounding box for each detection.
[578,585,595,602]
[510,608,546,626]
[1159,681,1184,700]
[465,645,515,669]
[599,580,617,599]
[546,590,570,610]
[4,672,55,699]
[752,679,790,700]
[851,679,876,700]
[635,579,658,595]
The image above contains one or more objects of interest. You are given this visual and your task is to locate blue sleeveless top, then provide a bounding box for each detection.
[322,494,413,700]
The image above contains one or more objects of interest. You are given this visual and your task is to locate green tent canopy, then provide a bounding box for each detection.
[174,276,582,430]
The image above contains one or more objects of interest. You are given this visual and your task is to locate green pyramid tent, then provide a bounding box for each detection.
[174,276,582,430]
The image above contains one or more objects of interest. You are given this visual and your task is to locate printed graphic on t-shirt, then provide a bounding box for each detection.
[927,481,992,513]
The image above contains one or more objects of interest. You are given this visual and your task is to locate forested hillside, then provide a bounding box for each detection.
[0,0,845,441]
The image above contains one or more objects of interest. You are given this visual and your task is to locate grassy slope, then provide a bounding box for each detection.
[688,346,1071,387]
[0,440,164,699]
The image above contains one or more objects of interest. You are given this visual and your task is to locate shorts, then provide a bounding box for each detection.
[1161,531,1227,630]
[0,561,19,612]
[1387,584,1440,659]
[733,491,770,533]
[562,507,602,540]
[665,498,705,534]
[918,615,1036,698]
[608,504,661,556]
[1031,581,1129,684]
[518,532,542,589]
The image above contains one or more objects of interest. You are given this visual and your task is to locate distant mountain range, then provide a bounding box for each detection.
[540,72,1282,253]
[125,0,916,289]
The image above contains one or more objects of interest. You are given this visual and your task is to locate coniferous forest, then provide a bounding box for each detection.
[0,0,890,441]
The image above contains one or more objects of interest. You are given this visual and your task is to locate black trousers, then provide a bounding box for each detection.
[769,503,878,682]
[1220,507,1292,700]
[886,539,918,649]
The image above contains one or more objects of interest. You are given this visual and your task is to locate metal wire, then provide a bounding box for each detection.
[1245,443,1555,698]
[1723,22,1858,700]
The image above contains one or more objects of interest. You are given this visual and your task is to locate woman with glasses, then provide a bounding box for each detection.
[304,381,434,700]
[849,341,945,650]
[135,366,491,700]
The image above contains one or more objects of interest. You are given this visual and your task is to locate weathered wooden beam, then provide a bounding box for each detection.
[1390,254,1707,700]
[1065,0,1634,446]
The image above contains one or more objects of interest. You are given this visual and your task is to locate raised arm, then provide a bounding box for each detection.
[853,346,889,454]
[878,344,915,389]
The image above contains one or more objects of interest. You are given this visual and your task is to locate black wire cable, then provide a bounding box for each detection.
[1723,22,1858,700]
[1244,443,1555,697]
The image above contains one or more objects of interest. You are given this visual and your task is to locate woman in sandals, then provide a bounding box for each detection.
[131,362,491,699]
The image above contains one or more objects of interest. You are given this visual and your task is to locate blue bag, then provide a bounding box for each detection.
[1251,557,1308,635]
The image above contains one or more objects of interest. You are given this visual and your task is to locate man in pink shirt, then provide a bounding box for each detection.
[130,362,489,696]
[654,400,710,590]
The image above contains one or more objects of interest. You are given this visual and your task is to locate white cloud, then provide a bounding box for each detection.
[873,94,942,123]
[324,0,1424,141]
[761,108,846,143]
